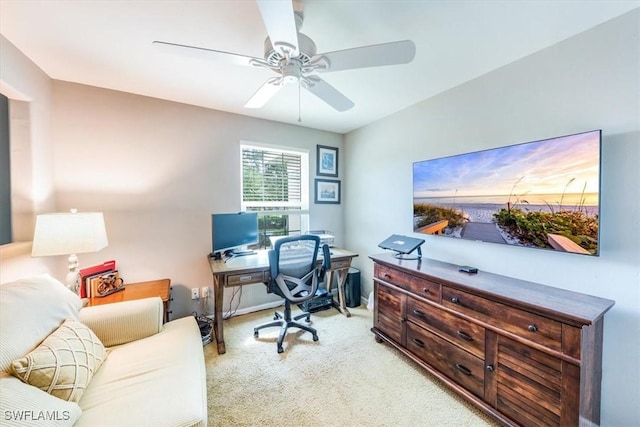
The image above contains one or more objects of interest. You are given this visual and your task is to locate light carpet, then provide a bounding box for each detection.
[204,305,499,427]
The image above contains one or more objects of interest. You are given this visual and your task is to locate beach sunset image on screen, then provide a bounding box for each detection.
[413,130,601,256]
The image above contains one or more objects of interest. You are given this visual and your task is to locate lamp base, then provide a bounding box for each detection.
[66,253,80,294]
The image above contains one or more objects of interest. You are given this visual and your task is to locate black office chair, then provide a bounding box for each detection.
[254,234,331,353]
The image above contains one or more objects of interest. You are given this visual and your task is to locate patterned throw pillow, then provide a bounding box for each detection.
[11,319,106,402]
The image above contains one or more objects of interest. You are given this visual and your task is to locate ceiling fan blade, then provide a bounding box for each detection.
[255,0,299,56]
[315,40,416,73]
[304,76,354,112]
[153,40,261,67]
[244,78,283,109]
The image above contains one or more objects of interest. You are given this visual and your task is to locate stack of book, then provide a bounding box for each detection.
[78,260,119,298]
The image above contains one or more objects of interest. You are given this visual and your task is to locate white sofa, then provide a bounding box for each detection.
[0,274,207,426]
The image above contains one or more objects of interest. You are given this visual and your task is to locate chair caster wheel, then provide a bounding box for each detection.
[254,330,259,338]
[313,334,319,342]
[305,317,311,323]
[273,316,278,320]
[277,346,284,354]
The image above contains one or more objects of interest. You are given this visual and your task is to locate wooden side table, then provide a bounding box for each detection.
[85,278,172,323]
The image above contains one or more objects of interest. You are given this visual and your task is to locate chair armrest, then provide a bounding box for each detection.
[79,297,163,347]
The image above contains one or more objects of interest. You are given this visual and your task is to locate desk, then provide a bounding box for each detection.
[207,247,358,354]
[85,279,172,323]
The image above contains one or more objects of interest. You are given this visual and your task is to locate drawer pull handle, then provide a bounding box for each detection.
[528,324,538,332]
[456,331,473,342]
[451,297,460,304]
[239,275,253,282]
[383,273,391,279]
[455,364,472,376]
[412,309,427,319]
[486,364,495,372]
[422,288,430,294]
[412,338,425,348]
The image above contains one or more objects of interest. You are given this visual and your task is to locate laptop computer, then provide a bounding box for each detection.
[378,234,425,255]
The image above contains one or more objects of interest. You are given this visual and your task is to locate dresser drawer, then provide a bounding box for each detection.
[442,287,562,351]
[375,283,404,344]
[407,297,485,359]
[374,263,440,303]
[227,271,267,286]
[407,321,485,399]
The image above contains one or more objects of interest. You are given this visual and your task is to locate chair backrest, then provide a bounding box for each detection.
[268,235,330,303]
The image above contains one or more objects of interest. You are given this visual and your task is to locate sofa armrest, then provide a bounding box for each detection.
[79,297,163,347]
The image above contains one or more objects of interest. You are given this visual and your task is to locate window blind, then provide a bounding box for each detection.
[242,147,302,208]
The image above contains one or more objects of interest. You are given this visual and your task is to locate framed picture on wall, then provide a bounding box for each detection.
[316,145,338,177]
[314,179,341,204]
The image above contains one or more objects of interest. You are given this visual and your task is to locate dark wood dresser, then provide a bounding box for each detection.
[370,253,614,427]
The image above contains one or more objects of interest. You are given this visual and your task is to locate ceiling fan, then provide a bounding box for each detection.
[153,0,416,112]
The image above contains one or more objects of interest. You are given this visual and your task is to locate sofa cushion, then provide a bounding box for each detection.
[75,316,207,427]
[0,274,83,373]
[0,373,82,427]
[11,319,107,403]
[79,297,163,347]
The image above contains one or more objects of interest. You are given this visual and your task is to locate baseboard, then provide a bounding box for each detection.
[209,300,283,319]
[213,295,369,319]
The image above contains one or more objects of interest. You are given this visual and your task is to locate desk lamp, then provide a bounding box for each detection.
[31,209,108,294]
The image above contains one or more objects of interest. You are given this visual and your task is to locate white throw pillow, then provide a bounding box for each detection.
[0,373,82,426]
[0,274,83,373]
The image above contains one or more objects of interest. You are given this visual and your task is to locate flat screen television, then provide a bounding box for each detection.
[211,212,259,259]
[413,130,601,256]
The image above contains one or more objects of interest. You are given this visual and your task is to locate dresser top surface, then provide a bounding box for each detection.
[370,253,615,325]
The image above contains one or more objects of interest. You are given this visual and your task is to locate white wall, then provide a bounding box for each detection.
[0,33,345,317]
[49,81,344,318]
[344,10,639,426]
[0,35,56,282]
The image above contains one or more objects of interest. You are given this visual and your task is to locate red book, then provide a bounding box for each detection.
[79,260,116,298]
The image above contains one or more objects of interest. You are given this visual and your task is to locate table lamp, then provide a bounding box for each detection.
[31,209,109,294]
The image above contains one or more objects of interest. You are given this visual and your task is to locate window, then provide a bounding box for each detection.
[241,143,309,247]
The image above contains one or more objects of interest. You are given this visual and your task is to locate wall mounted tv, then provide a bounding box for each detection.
[413,130,601,256]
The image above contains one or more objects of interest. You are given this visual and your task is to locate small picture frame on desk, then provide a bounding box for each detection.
[314,179,341,204]
[316,145,338,177]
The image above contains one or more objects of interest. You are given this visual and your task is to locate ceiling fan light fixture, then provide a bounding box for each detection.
[281,62,301,84]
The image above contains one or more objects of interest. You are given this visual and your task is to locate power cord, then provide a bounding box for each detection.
[196,284,243,321]
[203,293,214,317]
[223,286,242,320]
[191,311,213,345]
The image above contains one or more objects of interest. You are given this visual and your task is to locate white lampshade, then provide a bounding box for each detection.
[32,211,108,257]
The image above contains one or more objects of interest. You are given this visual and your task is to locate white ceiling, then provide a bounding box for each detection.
[1,1,638,134]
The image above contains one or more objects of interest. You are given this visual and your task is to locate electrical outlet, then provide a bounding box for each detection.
[191,288,200,300]
[201,287,209,298]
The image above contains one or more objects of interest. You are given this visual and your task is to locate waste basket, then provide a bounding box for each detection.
[344,267,361,308]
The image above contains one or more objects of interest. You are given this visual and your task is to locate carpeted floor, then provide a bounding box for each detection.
[204,304,499,427]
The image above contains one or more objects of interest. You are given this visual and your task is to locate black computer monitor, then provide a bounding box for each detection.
[211,212,259,259]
